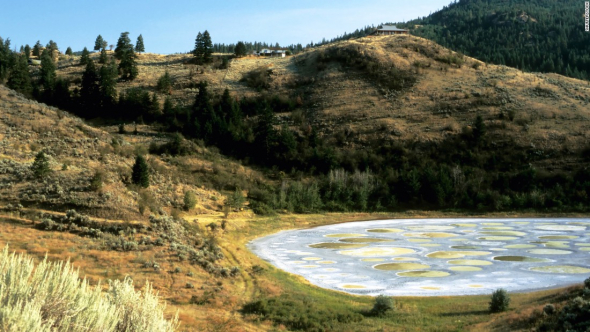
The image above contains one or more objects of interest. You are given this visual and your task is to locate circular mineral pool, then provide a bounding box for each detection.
[340,284,366,289]
[480,231,527,236]
[539,235,579,240]
[527,249,573,255]
[478,236,519,241]
[339,237,395,243]
[373,263,430,271]
[451,245,481,250]
[505,244,537,249]
[530,265,590,274]
[397,270,450,278]
[493,256,551,263]
[448,259,492,266]
[339,247,416,257]
[366,228,404,233]
[536,225,586,231]
[309,242,367,249]
[427,251,492,259]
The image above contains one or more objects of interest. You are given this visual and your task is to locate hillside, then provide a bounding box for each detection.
[37,34,590,214]
[1,32,590,331]
[403,0,590,80]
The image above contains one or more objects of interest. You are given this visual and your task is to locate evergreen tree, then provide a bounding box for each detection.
[193,32,204,64]
[7,54,32,96]
[0,37,12,81]
[24,44,31,59]
[473,114,486,144]
[94,35,107,51]
[114,32,132,60]
[45,40,58,56]
[39,49,56,92]
[191,81,215,139]
[32,40,42,57]
[132,155,149,188]
[135,34,145,53]
[79,47,90,65]
[156,71,172,93]
[234,41,247,57]
[99,60,118,109]
[202,30,212,63]
[98,48,108,64]
[65,46,72,56]
[31,151,51,179]
[115,32,138,80]
[80,59,100,114]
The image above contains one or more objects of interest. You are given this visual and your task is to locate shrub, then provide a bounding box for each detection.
[31,151,51,179]
[371,295,394,316]
[156,71,172,94]
[183,191,197,211]
[90,169,105,191]
[132,155,149,188]
[0,246,178,331]
[489,288,510,313]
[241,66,272,90]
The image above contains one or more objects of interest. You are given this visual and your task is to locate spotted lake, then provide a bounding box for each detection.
[248,218,590,296]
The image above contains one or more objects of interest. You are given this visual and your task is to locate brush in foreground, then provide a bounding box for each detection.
[0,246,178,331]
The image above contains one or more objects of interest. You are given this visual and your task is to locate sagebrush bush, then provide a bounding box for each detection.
[371,295,394,316]
[0,246,178,331]
[489,288,510,313]
[183,191,197,211]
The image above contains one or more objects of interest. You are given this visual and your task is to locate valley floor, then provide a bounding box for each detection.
[0,208,586,331]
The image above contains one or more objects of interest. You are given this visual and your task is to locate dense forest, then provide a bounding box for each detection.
[401,0,590,80]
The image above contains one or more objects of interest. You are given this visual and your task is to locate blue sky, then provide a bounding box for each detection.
[1,0,452,54]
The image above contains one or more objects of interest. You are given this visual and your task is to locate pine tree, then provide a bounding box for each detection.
[24,44,31,59]
[99,60,118,109]
[31,151,51,179]
[94,35,107,51]
[114,32,132,60]
[193,32,204,64]
[135,34,145,53]
[115,32,138,80]
[132,155,149,188]
[202,30,212,63]
[32,40,42,57]
[234,41,247,57]
[39,49,56,92]
[80,59,100,115]
[7,54,32,96]
[79,47,90,65]
[46,40,58,56]
[65,47,72,56]
[98,48,108,64]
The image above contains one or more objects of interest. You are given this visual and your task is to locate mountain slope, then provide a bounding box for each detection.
[404,0,590,80]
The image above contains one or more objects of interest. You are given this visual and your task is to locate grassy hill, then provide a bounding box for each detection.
[1,34,590,330]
